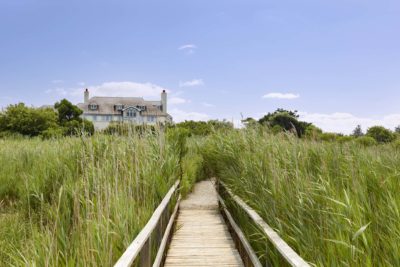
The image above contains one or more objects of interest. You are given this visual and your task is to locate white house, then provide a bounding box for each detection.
[77,89,172,130]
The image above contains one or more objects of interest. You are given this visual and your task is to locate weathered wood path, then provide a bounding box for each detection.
[114,179,310,267]
[164,180,244,266]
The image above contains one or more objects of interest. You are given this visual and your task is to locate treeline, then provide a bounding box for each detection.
[243,109,400,145]
[0,99,94,138]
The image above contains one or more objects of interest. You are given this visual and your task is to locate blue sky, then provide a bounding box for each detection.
[1,0,400,133]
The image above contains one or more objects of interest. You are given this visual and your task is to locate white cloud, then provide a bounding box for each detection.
[169,97,189,105]
[178,44,197,50]
[169,108,209,122]
[299,112,400,134]
[78,82,85,86]
[178,44,197,54]
[179,79,204,87]
[45,88,68,96]
[263,92,300,99]
[70,81,168,99]
[202,102,215,107]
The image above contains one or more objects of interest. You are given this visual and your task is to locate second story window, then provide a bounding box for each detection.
[115,104,124,111]
[126,109,136,117]
[89,104,98,110]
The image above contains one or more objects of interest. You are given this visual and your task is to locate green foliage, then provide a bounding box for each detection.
[304,125,323,140]
[102,122,157,136]
[366,126,395,143]
[62,119,94,136]
[241,117,258,128]
[337,135,353,143]
[395,125,400,134]
[200,128,400,266]
[258,109,311,137]
[271,124,283,135]
[0,100,93,138]
[0,131,199,266]
[0,103,58,136]
[54,99,93,136]
[54,99,83,123]
[172,120,233,136]
[392,139,400,150]
[352,125,364,137]
[320,132,343,142]
[355,136,377,146]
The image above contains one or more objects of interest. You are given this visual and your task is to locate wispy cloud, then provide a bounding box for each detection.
[169,97,190,105]
[45,88,68,96]
[178,44,197,50]
[262,92,300,99]
[169,108,209,122]
[202,102,215,107]
[299,112,400,134]
[72,81,168,99]
[178,44,197,54]
[179,79,204,87]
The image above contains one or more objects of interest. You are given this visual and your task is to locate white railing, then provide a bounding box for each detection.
[114,180,180,267]
[217,181,310,267]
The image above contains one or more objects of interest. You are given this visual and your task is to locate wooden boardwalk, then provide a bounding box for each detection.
[164,180,244,267]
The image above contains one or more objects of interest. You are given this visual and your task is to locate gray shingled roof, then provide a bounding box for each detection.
[77,96,167,116]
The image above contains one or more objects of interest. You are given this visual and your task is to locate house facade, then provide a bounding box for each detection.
[77,89,172,130]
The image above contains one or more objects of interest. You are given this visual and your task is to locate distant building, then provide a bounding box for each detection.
[77,89,172,130]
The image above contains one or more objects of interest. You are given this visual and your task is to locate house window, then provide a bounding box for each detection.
[127,109,136,117]
[115,105,124,111]
[147,116,156,122]
[136,105,146,111]
[89,104,98,110]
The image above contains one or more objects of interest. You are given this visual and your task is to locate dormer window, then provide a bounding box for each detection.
[115,104,124,111]
[126,109,136,117]
[89,104,98,110]
[136,105,146,111]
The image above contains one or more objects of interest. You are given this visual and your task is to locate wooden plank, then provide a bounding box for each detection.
[164,180,244,267]
[219,181,310,267]
[114,180,180,267]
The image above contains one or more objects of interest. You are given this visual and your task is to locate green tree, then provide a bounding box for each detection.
[258,109,311,137]
[0,103,58,137]
[395,125,400,134]
[54,99,83,123]
[366,126,395,143]
[241,117,258,128]
[352,125,364,137]
[54,99,93,136]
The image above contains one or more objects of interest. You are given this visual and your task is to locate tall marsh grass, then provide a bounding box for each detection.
[201,128,400,266]
[0,129,196,266]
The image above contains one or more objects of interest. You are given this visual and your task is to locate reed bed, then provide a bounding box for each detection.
[0,129,196,266]
[200,128,400,266]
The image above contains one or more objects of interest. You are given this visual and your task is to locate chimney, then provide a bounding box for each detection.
[84,88,89,104]
[161,90,167,113]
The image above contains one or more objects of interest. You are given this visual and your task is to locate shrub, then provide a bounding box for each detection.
[355,136,377,146]
[366,126,395,143]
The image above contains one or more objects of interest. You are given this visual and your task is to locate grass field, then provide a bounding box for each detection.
[0,129,200,266]
[200,127,400,266]
[1,126,399,266]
